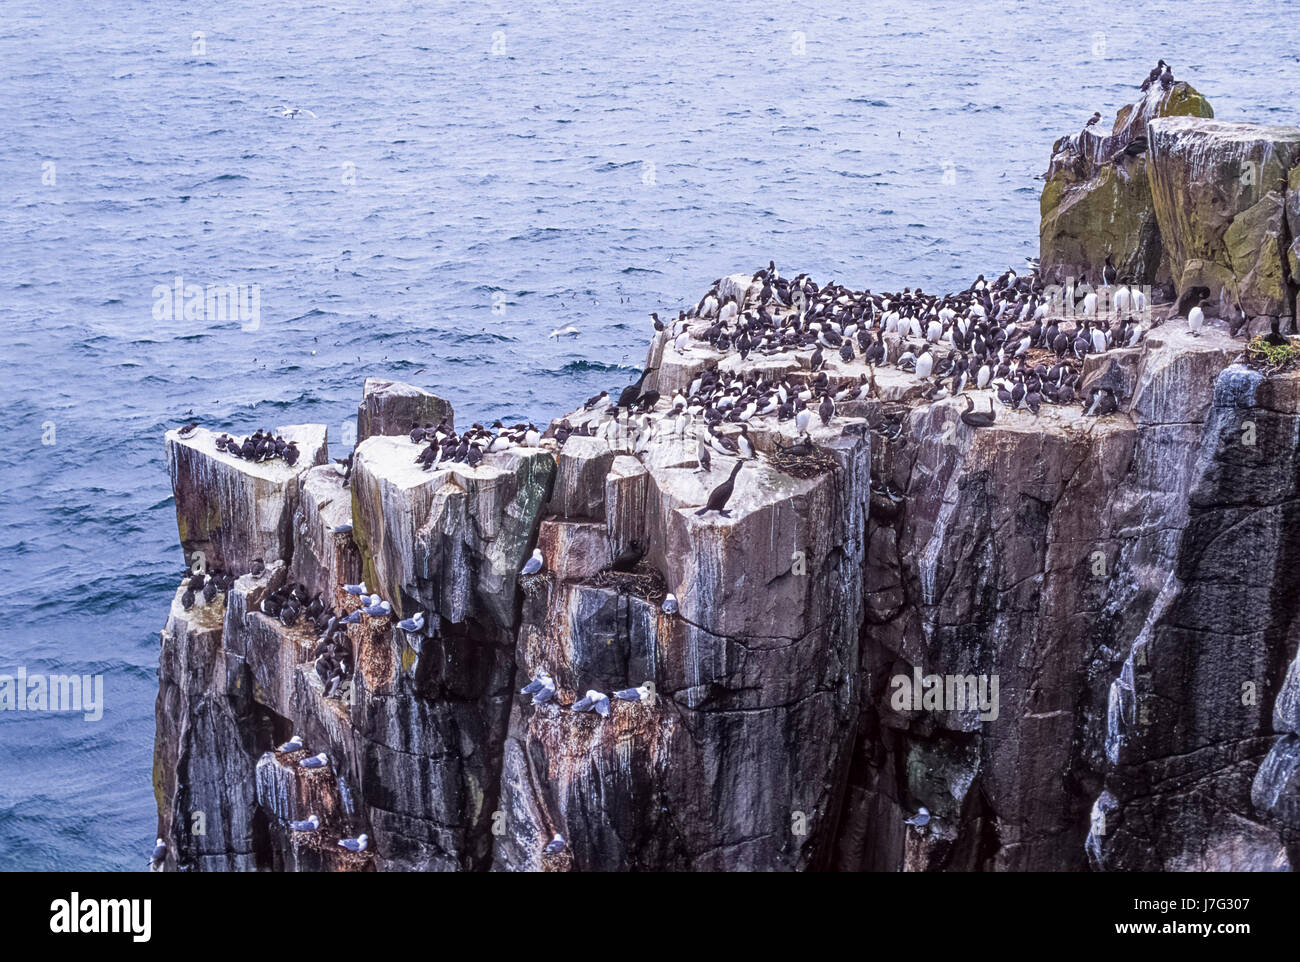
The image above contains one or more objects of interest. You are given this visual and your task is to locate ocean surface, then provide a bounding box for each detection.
[0,0,1293,871]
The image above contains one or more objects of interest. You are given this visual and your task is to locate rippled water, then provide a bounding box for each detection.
[0,0,1292,870]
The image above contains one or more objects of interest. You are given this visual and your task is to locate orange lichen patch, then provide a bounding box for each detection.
[357,620,394,690]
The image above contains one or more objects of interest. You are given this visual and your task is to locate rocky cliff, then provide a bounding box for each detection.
[1040,83,1300,338]
[153,95,1300,872]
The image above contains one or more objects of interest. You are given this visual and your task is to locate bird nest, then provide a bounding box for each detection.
[518,573,549,599]
[770,446,837,479]
[1243,336,1300,374]
[589,562,667,603]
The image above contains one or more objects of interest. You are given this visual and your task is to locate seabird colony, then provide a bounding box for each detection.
[512,253,1186,772]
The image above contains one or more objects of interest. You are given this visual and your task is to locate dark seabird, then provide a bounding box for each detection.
[1160,64,1174,90]
[696,460,744,517]
[818,394,835,425]
[1101,254,1118,287]
[178,422,198,437]
[610,539,645,573]
[250,558,265,578]
[616,368,656,409]
[181,588,195,610]
[1141,60,1167,91]
[1085,111,1101,128]
[960,395,996,428]
[338,834,369,852]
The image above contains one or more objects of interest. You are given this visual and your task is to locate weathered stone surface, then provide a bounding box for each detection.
[165,425,328,574]
[155,264,1300,873]
[1040,83,1213,286]
[153,582,261,871]
[491,330,872,872]
[287,464,362,601]
[356,378,454,442]
[1148,117,1300,329]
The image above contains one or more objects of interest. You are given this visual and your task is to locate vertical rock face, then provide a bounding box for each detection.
[1089,367,1300,871]
[356,378,454,442]
[1147,118,1300,331]
[1039,83,1213,287]
[154,282,1300,867]
[491,353,872,870]
[345,436,556,869]
[165,426,328,574]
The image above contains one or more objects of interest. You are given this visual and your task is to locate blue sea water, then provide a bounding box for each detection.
[0,0,1293,871]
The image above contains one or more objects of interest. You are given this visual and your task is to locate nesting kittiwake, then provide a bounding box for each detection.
[661,593,678,615]
[397,611,425,633]
[521,548,544,576]
[571,689,610,717]
[338,833,368,852]
[904,806,931,828]
[613,683,653,703]
[149,838,166,870]
[276,734,304,753]
[544,833,567,854]
[290,814,320,832]
[343,581,368,596]
[299,752,329,769]
[520,669,556,705]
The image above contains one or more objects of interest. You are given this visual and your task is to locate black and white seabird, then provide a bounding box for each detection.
[149,838,167,870]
